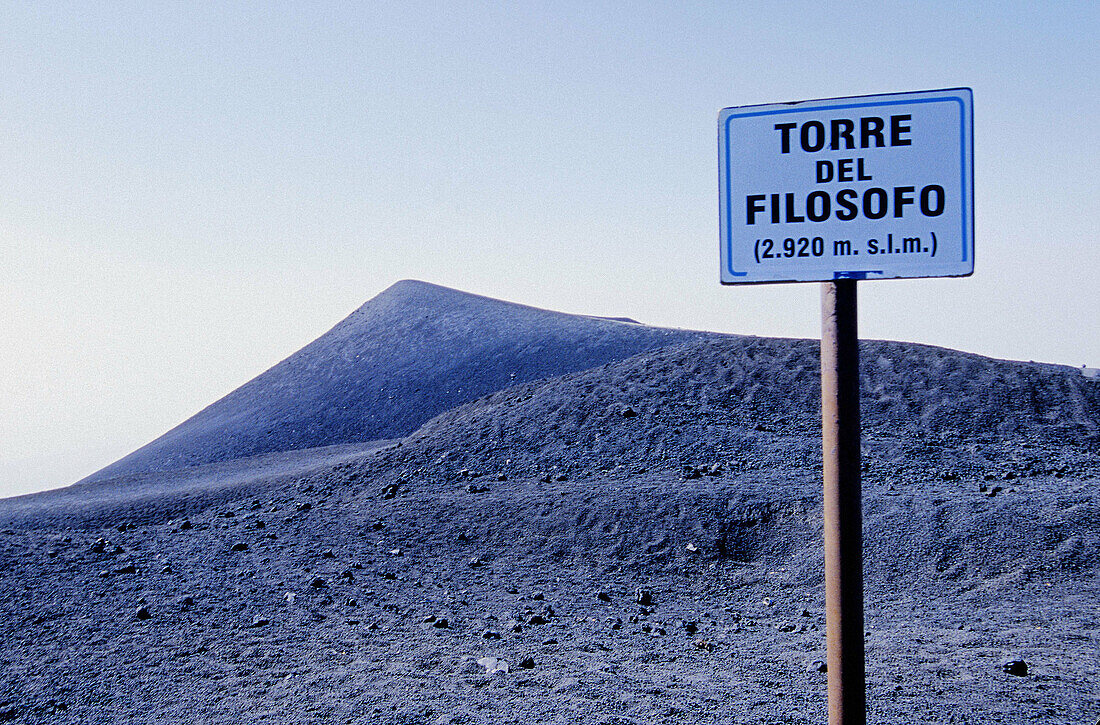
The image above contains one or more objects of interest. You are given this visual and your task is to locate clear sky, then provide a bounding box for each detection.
[3,1,1098,498]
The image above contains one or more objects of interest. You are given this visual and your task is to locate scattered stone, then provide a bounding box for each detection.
[432,618,449,628]
[538,473,552,483]
[518,656,535,669]
[346,598,358,607]
[809,660,828,673]
[253,520,265,529]
[283,592,297,604]
[250,615,270,627]
[986,486,1003,498]
[117,523,129,532]
[526,614,548,626]
[685,543,699,553]
[382,483,401,499]
[620,406,637,418]
[507,620,523,633]
[388,548,403,557]
[160,565,173,574]
[321,549,335,559]
[310,577,327,589]
[295,502,312,512]
[115,563,137,574]
[531,592,545,601]
[230,543,248,552]
[495,473,507,481]
[181,597,194,608]
[135,606,152,621]
[681,465,702,480]
[482,630,501,640]
[91,538,107,554]
[223,511,235,518]
[682,621,699,634]
[1003,660,1028,676]
[469,557,485,568]
[371,520,385,531]
[693,638,715,652]
[635,588,654,606]
[465,484,489,493]
[596,591,611,602]
[554,473,569,481]
[179,521,192,530]
[477,657,509,675]
[0,704,19,721]
[542,638,558,645]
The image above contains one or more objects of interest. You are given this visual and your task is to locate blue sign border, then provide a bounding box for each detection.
[719,89,973,283]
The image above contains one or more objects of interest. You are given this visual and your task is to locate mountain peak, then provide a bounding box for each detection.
[82,282,712,483]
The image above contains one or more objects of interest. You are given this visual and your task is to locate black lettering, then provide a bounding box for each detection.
[775,122,796,153]
[784,193,805,222]
[835,189,859,220]
[830,119,855,150]
[837,158,853,182]
[863,187,888,219]
[746,195,766,225]
[860,117,885,148]
[893,186,915,218]
[806,191,830,221]
[857,157,871,180]
[920,185,945,216]
[816,160,834,183]
[891,115,912,146]
[801,121,825,152]
[770,193,780,223]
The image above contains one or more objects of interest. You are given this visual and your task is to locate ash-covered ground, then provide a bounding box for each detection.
[2,283,1098,724]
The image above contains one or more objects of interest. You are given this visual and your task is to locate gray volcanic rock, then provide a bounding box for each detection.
[390,336,1100,483]
[83,280,708,483]
[5,284,1100,724]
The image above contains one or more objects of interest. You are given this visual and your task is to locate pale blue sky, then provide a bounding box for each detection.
[3,2,1098,496]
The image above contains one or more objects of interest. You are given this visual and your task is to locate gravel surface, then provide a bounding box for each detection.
[3,283,1098,724]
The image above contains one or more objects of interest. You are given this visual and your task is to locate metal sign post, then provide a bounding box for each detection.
[820,279,864,725]
[718,89,973,725]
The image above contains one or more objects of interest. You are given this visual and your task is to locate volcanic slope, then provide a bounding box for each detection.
[2,326,1099,723]
[84,280,710,483]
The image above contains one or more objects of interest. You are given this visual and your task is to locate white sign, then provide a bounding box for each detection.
[719,88,973,284]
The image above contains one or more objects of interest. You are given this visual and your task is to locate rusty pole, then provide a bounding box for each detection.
[820,279,865,725]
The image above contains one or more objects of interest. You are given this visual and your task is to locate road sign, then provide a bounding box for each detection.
[719,88,973,284]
